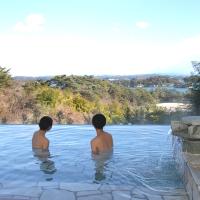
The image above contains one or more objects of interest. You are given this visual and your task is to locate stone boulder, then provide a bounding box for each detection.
[171,116,200,139]
[182,116,200,126]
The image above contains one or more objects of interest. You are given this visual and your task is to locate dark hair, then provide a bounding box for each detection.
[92,113,106,129]
[39,116,53,131]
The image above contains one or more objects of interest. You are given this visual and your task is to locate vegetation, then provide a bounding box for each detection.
[186,62,200,114]
[0,67,192,124]
[0,66,12,88]
[113,75,186,88]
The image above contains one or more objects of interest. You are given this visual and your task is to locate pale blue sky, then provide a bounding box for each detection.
[0,0,200,76]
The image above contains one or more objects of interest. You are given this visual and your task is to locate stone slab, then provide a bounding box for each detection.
[77,193,112,200]
[0,187,42,198]
[100,184,133,191]
[182,116,200,126]
[2,182,37,188]
[77,190,101,196]
[188,126,200,138]
[146,195,163,200]
[60,183,99,191]
[0,198,29,200]
[171,121,188,133]
[163,196,188,200]
[13,196,30,199]
[40,189,75,200]
[112,191,131,200]
[131,193,146,199]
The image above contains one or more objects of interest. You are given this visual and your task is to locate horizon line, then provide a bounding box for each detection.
[12,72,190,78]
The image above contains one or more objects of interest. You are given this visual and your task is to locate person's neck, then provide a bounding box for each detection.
[96,129,103,136]
[39,130,46,136]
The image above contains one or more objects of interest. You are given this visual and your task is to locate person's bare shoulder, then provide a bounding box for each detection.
[32,131,38,144]
[32,132,39,149]
[104,131,112,138]
[104,131,113,146]
[90,137,100,154]
[90,137,98,145]
[43,137,49,149]
[32,131,38,138]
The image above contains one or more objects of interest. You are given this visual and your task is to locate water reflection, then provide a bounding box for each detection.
[92,150,113,182]
[32,148,56,174]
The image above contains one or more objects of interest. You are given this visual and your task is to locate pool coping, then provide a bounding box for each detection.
[0,181,188,200]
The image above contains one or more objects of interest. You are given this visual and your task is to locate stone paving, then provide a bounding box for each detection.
[0,182,189,200]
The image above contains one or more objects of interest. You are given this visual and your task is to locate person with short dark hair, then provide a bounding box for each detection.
[90,114,113,154]
[32,116,56,174]
[32,116,53,150]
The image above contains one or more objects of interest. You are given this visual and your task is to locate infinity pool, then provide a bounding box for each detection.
[0,125,183,189]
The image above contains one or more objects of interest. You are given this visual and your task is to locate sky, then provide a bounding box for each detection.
[0,0,200,76]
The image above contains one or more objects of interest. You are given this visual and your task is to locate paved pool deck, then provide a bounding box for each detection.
[0,182,188,200]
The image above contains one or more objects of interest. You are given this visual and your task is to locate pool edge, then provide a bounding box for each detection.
[182,152,200,200]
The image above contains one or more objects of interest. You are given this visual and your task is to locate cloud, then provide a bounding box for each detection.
[135,21,150,29]
[13,14,45,32]
[0,33,198,76]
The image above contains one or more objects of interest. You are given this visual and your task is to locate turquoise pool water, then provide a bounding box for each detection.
[0,125,183,189]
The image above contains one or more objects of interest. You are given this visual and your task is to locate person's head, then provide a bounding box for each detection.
[92,113,106,129]
[39,116,53,131]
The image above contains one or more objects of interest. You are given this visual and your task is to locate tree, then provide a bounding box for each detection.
[190,61,200,114]
[72,95,92,113]
[36,87,60,108]
[0,67,12,88]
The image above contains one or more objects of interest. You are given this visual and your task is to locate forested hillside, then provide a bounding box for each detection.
[0,67,191,124]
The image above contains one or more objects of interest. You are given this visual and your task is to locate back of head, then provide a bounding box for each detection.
[39,116,53,131]
[92,113,106,129]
